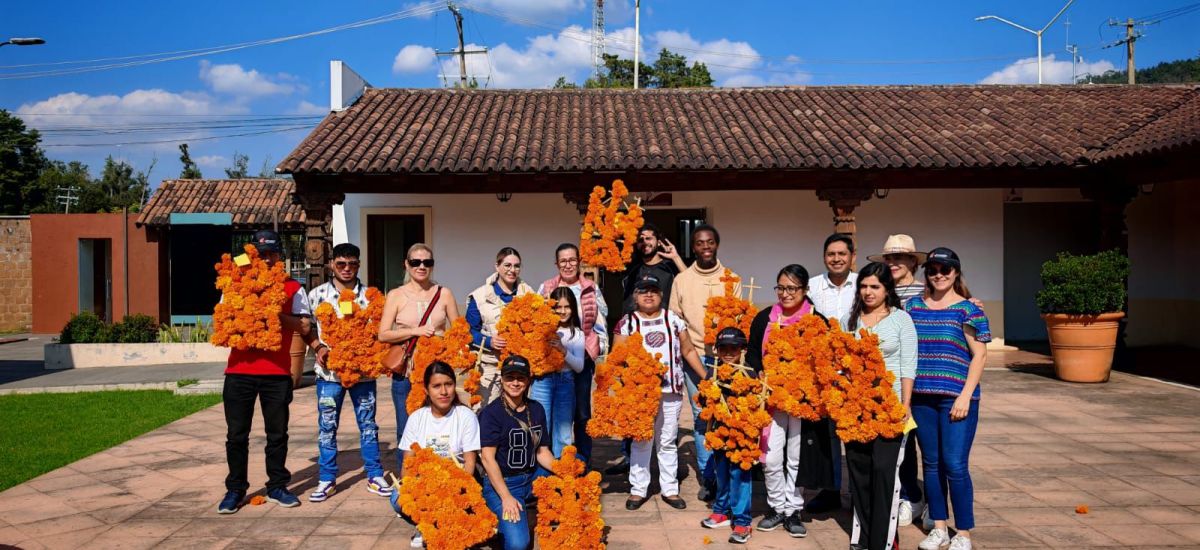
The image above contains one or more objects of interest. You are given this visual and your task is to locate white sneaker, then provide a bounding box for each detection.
[367,476,394,497]
[918,528,951,550]
[410,531,424,548]
[308,480,335,502]
[897,499,913,526]
[948,535,972,550]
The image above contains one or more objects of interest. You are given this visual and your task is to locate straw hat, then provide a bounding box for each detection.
[866,234,928,263]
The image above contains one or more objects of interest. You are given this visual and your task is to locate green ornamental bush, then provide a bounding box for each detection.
[1036,249,1130,315]
[115,314,159,343]
[59,312,107,344]
[59,312,161,344]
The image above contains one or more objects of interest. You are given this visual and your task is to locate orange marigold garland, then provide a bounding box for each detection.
[211,243,288,351]
[398,444,496,550]
[822,319,907,443]
[406,318,479,413]
[696,364,772,470]
[531,445,606,550]
[579,179,644,272]
[313,287,389,388]
[496,293,565,377]
[587,333,666,441]
[762,315,834,421]
[703,269,756,347]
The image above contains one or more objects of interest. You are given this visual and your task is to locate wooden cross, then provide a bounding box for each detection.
[742,277,762,304]
[470,342,490,370]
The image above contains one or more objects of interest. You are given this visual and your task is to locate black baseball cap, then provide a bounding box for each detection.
[501,355,531,377]
[633,274,663,292]
[251,229,283,254]
[715,327,748,348]
[924,247,961,270]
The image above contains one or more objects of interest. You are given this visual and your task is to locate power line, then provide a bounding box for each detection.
[41,124,316,148]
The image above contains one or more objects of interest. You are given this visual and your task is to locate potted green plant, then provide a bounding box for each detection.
[1036,249,1130,382]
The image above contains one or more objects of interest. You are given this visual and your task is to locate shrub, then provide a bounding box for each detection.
[60,312,161,344]
[114,314,159,343]
[59,312,107,344]
[1036,249,1130,315]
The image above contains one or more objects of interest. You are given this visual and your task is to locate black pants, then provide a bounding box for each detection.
[574,355,595,466]
[899,435,923,503]
[845,435,905,550]
[224,374,293,493]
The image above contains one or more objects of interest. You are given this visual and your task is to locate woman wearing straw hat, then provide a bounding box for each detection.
[867,234,928,307]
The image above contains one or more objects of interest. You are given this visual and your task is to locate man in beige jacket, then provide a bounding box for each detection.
[668,223,740,502]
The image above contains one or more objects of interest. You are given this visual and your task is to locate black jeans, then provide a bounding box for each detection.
[573,355,595,466]
[845,435,905,550]
[224,374,293,493]
[899,435,923,503]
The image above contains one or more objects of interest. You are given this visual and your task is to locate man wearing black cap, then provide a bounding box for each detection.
[218,230,318,514]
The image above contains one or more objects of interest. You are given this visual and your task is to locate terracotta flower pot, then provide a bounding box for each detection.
[1041,312,1125,383]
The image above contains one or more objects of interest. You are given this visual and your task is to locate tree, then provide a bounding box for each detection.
[224,152,249,179]
[81,156,150,213]
[27,160,90,213]
[0,110,49,214]
[583,53,654,89]
[552,76,579,89]
[258,155,276,179]
[1089,55,1199,84]
[178,143,202,179]
[562,49,714,89]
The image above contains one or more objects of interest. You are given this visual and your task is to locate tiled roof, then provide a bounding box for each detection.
[137,179,304,228]
[278,85,1200,175]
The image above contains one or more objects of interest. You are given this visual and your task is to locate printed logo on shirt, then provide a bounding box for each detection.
[644,332,667,348]
[505,426,543,470]
[425,434,452,458]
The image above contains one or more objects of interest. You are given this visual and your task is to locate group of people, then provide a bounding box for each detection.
[215,225,991,550]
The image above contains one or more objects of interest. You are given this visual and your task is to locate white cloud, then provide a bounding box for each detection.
[437,25,598,88]
[199,60,298,99]
[980,54,1116,85]
[470,0,585,19]
[289,100,328,115]
[393,45,437,74]
[195,155,227,167]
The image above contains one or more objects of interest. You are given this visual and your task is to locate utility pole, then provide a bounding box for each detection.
[55,186,79,213]
[1105,18,1143,85]
[633,0,641,89]
[439,3,488,88]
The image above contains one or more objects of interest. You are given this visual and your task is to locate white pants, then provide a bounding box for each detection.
[630,392,683,498]
[764,409,805,515]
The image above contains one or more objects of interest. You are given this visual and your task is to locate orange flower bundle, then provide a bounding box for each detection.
[531,445,606,550]
[579,179,644,272]
[696,364,772,470]
[762,315,837,421]
[496,293,565,377]
[822,319,907,443]
[313,287,389,387]
[211,244,288,351]
[703,269,756,346]
[406,318,479,413]
[399,444,496,550]
[587,333,666,441]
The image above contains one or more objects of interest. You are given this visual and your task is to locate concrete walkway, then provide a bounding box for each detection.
[2,350,1200,549]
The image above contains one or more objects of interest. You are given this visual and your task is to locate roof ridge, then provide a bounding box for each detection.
[363,84,1200,93]
[1088,88,1200,162]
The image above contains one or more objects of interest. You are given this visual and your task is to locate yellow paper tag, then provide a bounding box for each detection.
[904,416,918,435]
[233,253,251,267]
[339,301,354,315]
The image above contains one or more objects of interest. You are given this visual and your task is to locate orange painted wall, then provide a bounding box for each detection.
[31,214,166,334]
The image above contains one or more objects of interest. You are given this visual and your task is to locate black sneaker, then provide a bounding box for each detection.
[267,487,300,508]
[784,512,808,538]
[604,460,630,475]
[756,511,786,532]
[217,490,244,514]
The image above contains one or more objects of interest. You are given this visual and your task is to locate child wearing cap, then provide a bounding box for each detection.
[700,327,758,544]
[615,274,707,511]
[479,355,555,550]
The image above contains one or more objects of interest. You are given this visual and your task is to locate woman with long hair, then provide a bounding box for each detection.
[907,248,990,550]
[842,262,917,550]
[380,243,460,475]
[397,361,480,549]
[529,286,584,459]
[479,355,556,550]
[467,247,536,405]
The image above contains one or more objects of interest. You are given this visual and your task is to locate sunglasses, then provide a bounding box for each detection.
[407,259,435,268]
[334,260,360,269]
[925,263,955,276]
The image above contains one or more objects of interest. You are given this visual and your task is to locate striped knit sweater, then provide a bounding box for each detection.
[905,296,991,400]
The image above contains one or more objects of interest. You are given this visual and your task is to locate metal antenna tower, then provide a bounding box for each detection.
[592,0,605,79]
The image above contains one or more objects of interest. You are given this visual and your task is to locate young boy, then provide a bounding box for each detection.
[700,327,757,544]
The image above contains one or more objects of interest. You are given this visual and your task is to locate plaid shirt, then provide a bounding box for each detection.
[308,278,369,383]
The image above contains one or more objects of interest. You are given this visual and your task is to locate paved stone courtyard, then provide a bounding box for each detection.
[3,349,1200,549]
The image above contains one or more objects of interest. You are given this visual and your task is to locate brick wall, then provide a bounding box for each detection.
[0,218,32,333]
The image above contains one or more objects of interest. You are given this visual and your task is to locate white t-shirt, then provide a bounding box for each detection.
[616,309,689,394]
[399,405,481,461]
[809,271,858,321]
[558,327,586,374]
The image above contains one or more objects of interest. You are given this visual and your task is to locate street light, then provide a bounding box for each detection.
[976,0,1074,85]
[0,37,46,47]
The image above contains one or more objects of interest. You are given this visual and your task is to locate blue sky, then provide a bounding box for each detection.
[3,0,1198,186]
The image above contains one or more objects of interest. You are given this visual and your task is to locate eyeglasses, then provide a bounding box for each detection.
[634,288,661,295]
[774,285,804,295]
[500,263,521,271]
[334,260,360,269]
[557,258,580,266]
[407,259,435,268]
[925,263,955,276]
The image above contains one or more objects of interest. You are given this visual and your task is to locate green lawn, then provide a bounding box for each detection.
[0,390,222,491]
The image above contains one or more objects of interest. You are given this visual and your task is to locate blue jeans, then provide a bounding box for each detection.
[530,371,575,459]
[481,471,533,550]
[911,394,979,530]
[316,379,383,481]
[685,366,714,483]
[713,453,753,527]
[390,377,412,474]
[574,357,595,466]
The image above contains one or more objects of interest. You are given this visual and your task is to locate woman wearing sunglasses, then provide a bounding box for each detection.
[906,248,990,550]
[467,247,536,406]
[380,243,461,475]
